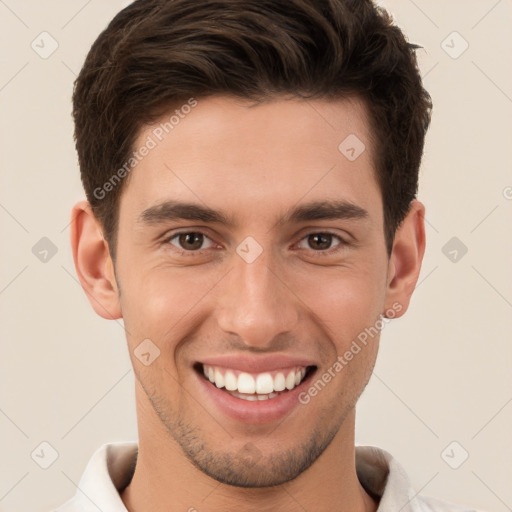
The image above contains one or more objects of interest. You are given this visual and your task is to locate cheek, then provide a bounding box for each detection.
[118,264,223,347]
[293,264,387,341]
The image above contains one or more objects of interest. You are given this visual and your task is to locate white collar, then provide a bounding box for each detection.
[55,442,473,512]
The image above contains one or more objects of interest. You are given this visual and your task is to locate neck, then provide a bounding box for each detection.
[121,384,377,512]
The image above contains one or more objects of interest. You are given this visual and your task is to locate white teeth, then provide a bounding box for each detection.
[229,390,279,401]
[214,368,224,388]
[274,372,286,391]
[255,373,274,394]
[237,372,256,394]
[224,370,237,391]
[202,365,310,396]
[285,371,295,390]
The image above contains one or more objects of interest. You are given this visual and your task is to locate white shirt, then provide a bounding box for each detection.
[54,442,480,512]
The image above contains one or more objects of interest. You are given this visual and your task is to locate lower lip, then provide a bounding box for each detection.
[195,369,314,424]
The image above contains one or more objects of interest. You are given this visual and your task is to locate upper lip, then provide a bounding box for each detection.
[198,354,317,374]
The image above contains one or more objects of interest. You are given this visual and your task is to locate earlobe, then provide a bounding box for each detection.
[70,201,122,320]
[384,200,426,318]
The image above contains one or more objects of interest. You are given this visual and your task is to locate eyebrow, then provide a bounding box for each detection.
[281,200,368,225]
[137,199,368,227]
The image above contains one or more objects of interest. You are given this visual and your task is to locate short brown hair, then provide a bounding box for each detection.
[73,0,432,259]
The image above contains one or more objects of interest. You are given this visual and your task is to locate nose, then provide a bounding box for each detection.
[215,251,300,349]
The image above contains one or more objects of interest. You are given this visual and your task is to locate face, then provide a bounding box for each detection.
[109,95,397,486]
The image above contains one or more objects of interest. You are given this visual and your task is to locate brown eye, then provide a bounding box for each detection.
[168,232,214,251]
[297,233,343,251]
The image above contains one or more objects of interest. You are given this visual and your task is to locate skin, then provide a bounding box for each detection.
[71,95,425,512]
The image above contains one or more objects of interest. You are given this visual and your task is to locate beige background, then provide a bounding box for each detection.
[0,1,511,511]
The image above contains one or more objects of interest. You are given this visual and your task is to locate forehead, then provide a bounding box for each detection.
[119,95,381,223]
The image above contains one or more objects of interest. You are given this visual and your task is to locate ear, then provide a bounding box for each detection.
[383,200,426,318]
[70,200,122,320]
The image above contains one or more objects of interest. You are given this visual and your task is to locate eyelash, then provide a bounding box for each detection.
[163,230,349,257]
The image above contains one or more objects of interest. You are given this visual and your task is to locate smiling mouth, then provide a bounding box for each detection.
[195,363,317,401]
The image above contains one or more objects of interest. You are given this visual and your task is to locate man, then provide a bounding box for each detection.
[56,0,477,510]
